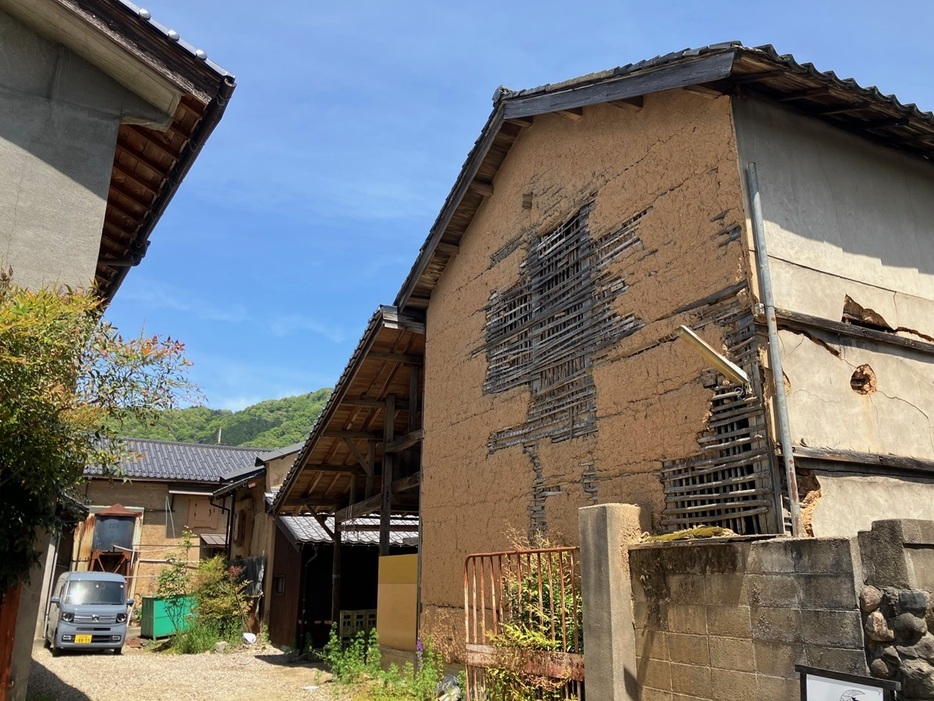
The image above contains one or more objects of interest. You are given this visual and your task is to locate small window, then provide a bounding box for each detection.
[273,575,286,596]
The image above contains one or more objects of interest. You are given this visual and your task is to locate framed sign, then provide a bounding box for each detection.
[796,665,900,701]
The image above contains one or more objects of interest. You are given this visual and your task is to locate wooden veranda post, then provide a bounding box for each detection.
[380,394,396,555]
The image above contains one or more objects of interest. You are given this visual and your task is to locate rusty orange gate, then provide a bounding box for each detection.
[464,547,584,700]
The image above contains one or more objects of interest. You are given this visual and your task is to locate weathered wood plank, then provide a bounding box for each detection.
[380,394,395,555]
[766,308,934,356]
[385,429,423,454]
[367,352,424,366]
[503,51,735,119]
[793,446,934,476]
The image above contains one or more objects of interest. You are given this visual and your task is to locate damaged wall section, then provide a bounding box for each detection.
[733,96,934,537]
[419,89,759,658]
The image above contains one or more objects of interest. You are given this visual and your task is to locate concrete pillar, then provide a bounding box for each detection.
[578,504,646,701]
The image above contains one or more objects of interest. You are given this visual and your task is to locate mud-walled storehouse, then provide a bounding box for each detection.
[275,43,934,659]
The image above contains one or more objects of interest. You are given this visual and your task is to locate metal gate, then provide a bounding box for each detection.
[464,547,584,700]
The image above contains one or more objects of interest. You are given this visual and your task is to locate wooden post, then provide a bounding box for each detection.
[0,585,22,701]
[380,394,396,555]
[331,520,341,625]
[366,441,376,499]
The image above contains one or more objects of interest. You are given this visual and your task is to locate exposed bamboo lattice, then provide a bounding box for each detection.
[483,204,649,452]
[661,308,776,534]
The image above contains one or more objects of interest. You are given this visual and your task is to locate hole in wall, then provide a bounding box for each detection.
[850,364,877,394]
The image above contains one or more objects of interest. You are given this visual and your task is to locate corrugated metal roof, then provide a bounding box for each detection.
[86,438,260,483]
[279,516,418,547]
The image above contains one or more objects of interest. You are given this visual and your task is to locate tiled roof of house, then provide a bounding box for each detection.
[85,438,260,484]
[279,515,418,548]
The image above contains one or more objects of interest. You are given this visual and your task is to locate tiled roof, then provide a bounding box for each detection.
[255,442,305,466]
[279,516,418,548]
[85,438,260,483]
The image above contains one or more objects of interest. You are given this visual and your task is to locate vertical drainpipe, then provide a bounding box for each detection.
[746,163,804,537]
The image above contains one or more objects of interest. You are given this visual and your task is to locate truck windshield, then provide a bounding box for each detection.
[64,580,126,605]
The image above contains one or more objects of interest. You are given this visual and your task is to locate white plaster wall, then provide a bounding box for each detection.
[734,98,934,461]
[0,8,167,290]
[810,473,934,538]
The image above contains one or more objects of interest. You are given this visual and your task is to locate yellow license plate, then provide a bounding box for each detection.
[74,634,92,644]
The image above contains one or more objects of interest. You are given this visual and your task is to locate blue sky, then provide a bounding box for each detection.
[103,0,934,410]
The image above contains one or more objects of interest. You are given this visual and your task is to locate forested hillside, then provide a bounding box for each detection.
[116,389,331,449]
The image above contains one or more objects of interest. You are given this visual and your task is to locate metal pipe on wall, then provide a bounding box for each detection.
[746,162,804,537]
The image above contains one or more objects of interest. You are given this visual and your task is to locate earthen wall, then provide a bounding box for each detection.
[420,89,753,655]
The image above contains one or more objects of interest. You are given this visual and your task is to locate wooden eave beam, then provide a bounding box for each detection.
[502,51,735,120]
[112,164,160,197]
[814,101,871,116]
[608,96,643,111]
[775,87,828,102]
[505,116,533,128]
[435,242,460,257]
[729,69,786,84]
[468,180,494,198]
[343,397,409,410]
[336,492,383,522]
[559,107,583,121]
[300,463,363,475]
[322,430,383,440]
[385,429,423,454]
[367,352,423,366]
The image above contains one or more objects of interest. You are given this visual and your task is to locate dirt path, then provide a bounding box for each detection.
[28,641,352,701]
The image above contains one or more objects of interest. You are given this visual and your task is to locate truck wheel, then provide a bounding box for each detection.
[113,647,123,655]
[50,644,61,658]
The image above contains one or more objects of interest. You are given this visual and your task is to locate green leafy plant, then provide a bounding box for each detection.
[0,268,197,598]
[318,627,448,700]
[155,528,194,635]
[484,533,583,700]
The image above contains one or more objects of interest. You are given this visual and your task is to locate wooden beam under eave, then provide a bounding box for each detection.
[435,242,460,257]
[683,84,722,98]
[608,96,644,111]
[506,116,533,128]
[367,352,423,366]
[468,180,494,198]
[559,107,583,121]
[385,429,423,454]
[380,394,395,555]
[393,472,421,493]
[322,430,383,440]
[343,397,410,410]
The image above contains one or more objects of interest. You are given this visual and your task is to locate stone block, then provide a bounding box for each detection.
[795,573,859,611]
[899,589,931,614]
[800,609,863,648]
[710,668,757,701]
[668,605,708,635]
[670,662,711,698]
[900,658,934,698]
[748,574,798,608]
[859,521,911,589]
[753,640,806,677]
[756,674,800,700]
[893,611,928,640]
[806,646,869,676]
[708,636,755,672]
[790,538,854,574]
[638,688,674,701]
[752,606,802,644]
[748,541,795,574]
[707,604,752,638]
[703,573,748,606]
[634,628,670,661]
[668,633,710,666]
[898,519,934,546]
[636,657,671,691]
[668,574,706,605]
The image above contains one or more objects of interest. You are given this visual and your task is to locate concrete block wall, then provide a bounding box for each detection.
[628,538,865,700]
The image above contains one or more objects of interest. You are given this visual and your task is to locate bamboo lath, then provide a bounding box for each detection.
[482,205,649,452]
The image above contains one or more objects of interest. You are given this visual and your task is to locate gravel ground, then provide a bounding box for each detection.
[28,640,354,701]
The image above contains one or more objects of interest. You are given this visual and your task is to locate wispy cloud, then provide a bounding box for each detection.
[120,279,250,324]
[268,314,347,343]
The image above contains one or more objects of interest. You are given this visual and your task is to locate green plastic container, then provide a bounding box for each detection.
[140,595,194,638]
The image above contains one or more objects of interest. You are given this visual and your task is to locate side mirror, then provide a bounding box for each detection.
[127,599,135,607]
[50,596,60,605]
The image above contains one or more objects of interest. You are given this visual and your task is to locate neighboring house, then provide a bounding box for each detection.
[274,42,934,660]
[266,515,416,651]
[72,438,260,599]
[0,1,234,696]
